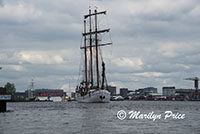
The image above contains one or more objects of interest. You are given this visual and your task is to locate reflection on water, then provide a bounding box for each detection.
[0,101,200,134]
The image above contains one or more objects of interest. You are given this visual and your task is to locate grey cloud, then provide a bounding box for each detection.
[1,0,200,91]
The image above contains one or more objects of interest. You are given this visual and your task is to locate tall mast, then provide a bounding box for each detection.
[82,9,112,88]
[84,20,87,88]
[95,9,100,88]
[101,61,105,89]
[89,9,93,86]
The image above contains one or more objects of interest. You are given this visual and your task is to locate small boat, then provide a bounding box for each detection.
[110,96,124,101]
[75,8,112,103]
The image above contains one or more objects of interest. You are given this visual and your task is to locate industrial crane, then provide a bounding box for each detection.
[184,77,199,99]
[184,77,199,89]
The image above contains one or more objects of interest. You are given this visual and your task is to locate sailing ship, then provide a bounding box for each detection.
[76,8,112,103]
[27,79,36,101]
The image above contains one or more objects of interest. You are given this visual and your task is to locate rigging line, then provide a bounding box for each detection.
[105,12,113,79]
[99,47,106,86]
[87,20,90,33]
[99,30,108,39]
[77,50,83,86]
[99,47,104,63]
[97,14,104,29]
[96,27,108,43]
[99,48,104,86]
[105,12,113,44]
[98,16,111,43]
[99,47,108,87]
[77,26,84,86]
[97,16,105,39]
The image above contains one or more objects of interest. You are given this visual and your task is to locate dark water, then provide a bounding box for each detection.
[0,101,200,134]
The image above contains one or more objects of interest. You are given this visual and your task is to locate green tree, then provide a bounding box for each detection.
[4,82,16,99]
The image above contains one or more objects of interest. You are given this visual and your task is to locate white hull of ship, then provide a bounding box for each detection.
[76,89,110,103]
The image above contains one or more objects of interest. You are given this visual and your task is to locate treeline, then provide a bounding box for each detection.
[4,82,16,101]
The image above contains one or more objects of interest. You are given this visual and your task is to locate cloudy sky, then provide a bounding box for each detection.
[0,0,200,93]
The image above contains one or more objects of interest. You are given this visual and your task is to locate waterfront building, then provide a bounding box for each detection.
[34,89,65,97]
[120,88,128,98]
[15,92,26,99]
[71,92,76,98]
[33,89,66,102]
[127,91,140,100]
[162,87,176,97]
[146,93,166,100]
[175,88,196,94]
[24,88,65,99]
[175,88,198,100]
[108,86,116,96]
[135,87,157,95]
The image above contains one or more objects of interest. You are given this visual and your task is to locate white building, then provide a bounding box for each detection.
[162,87,176,97]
